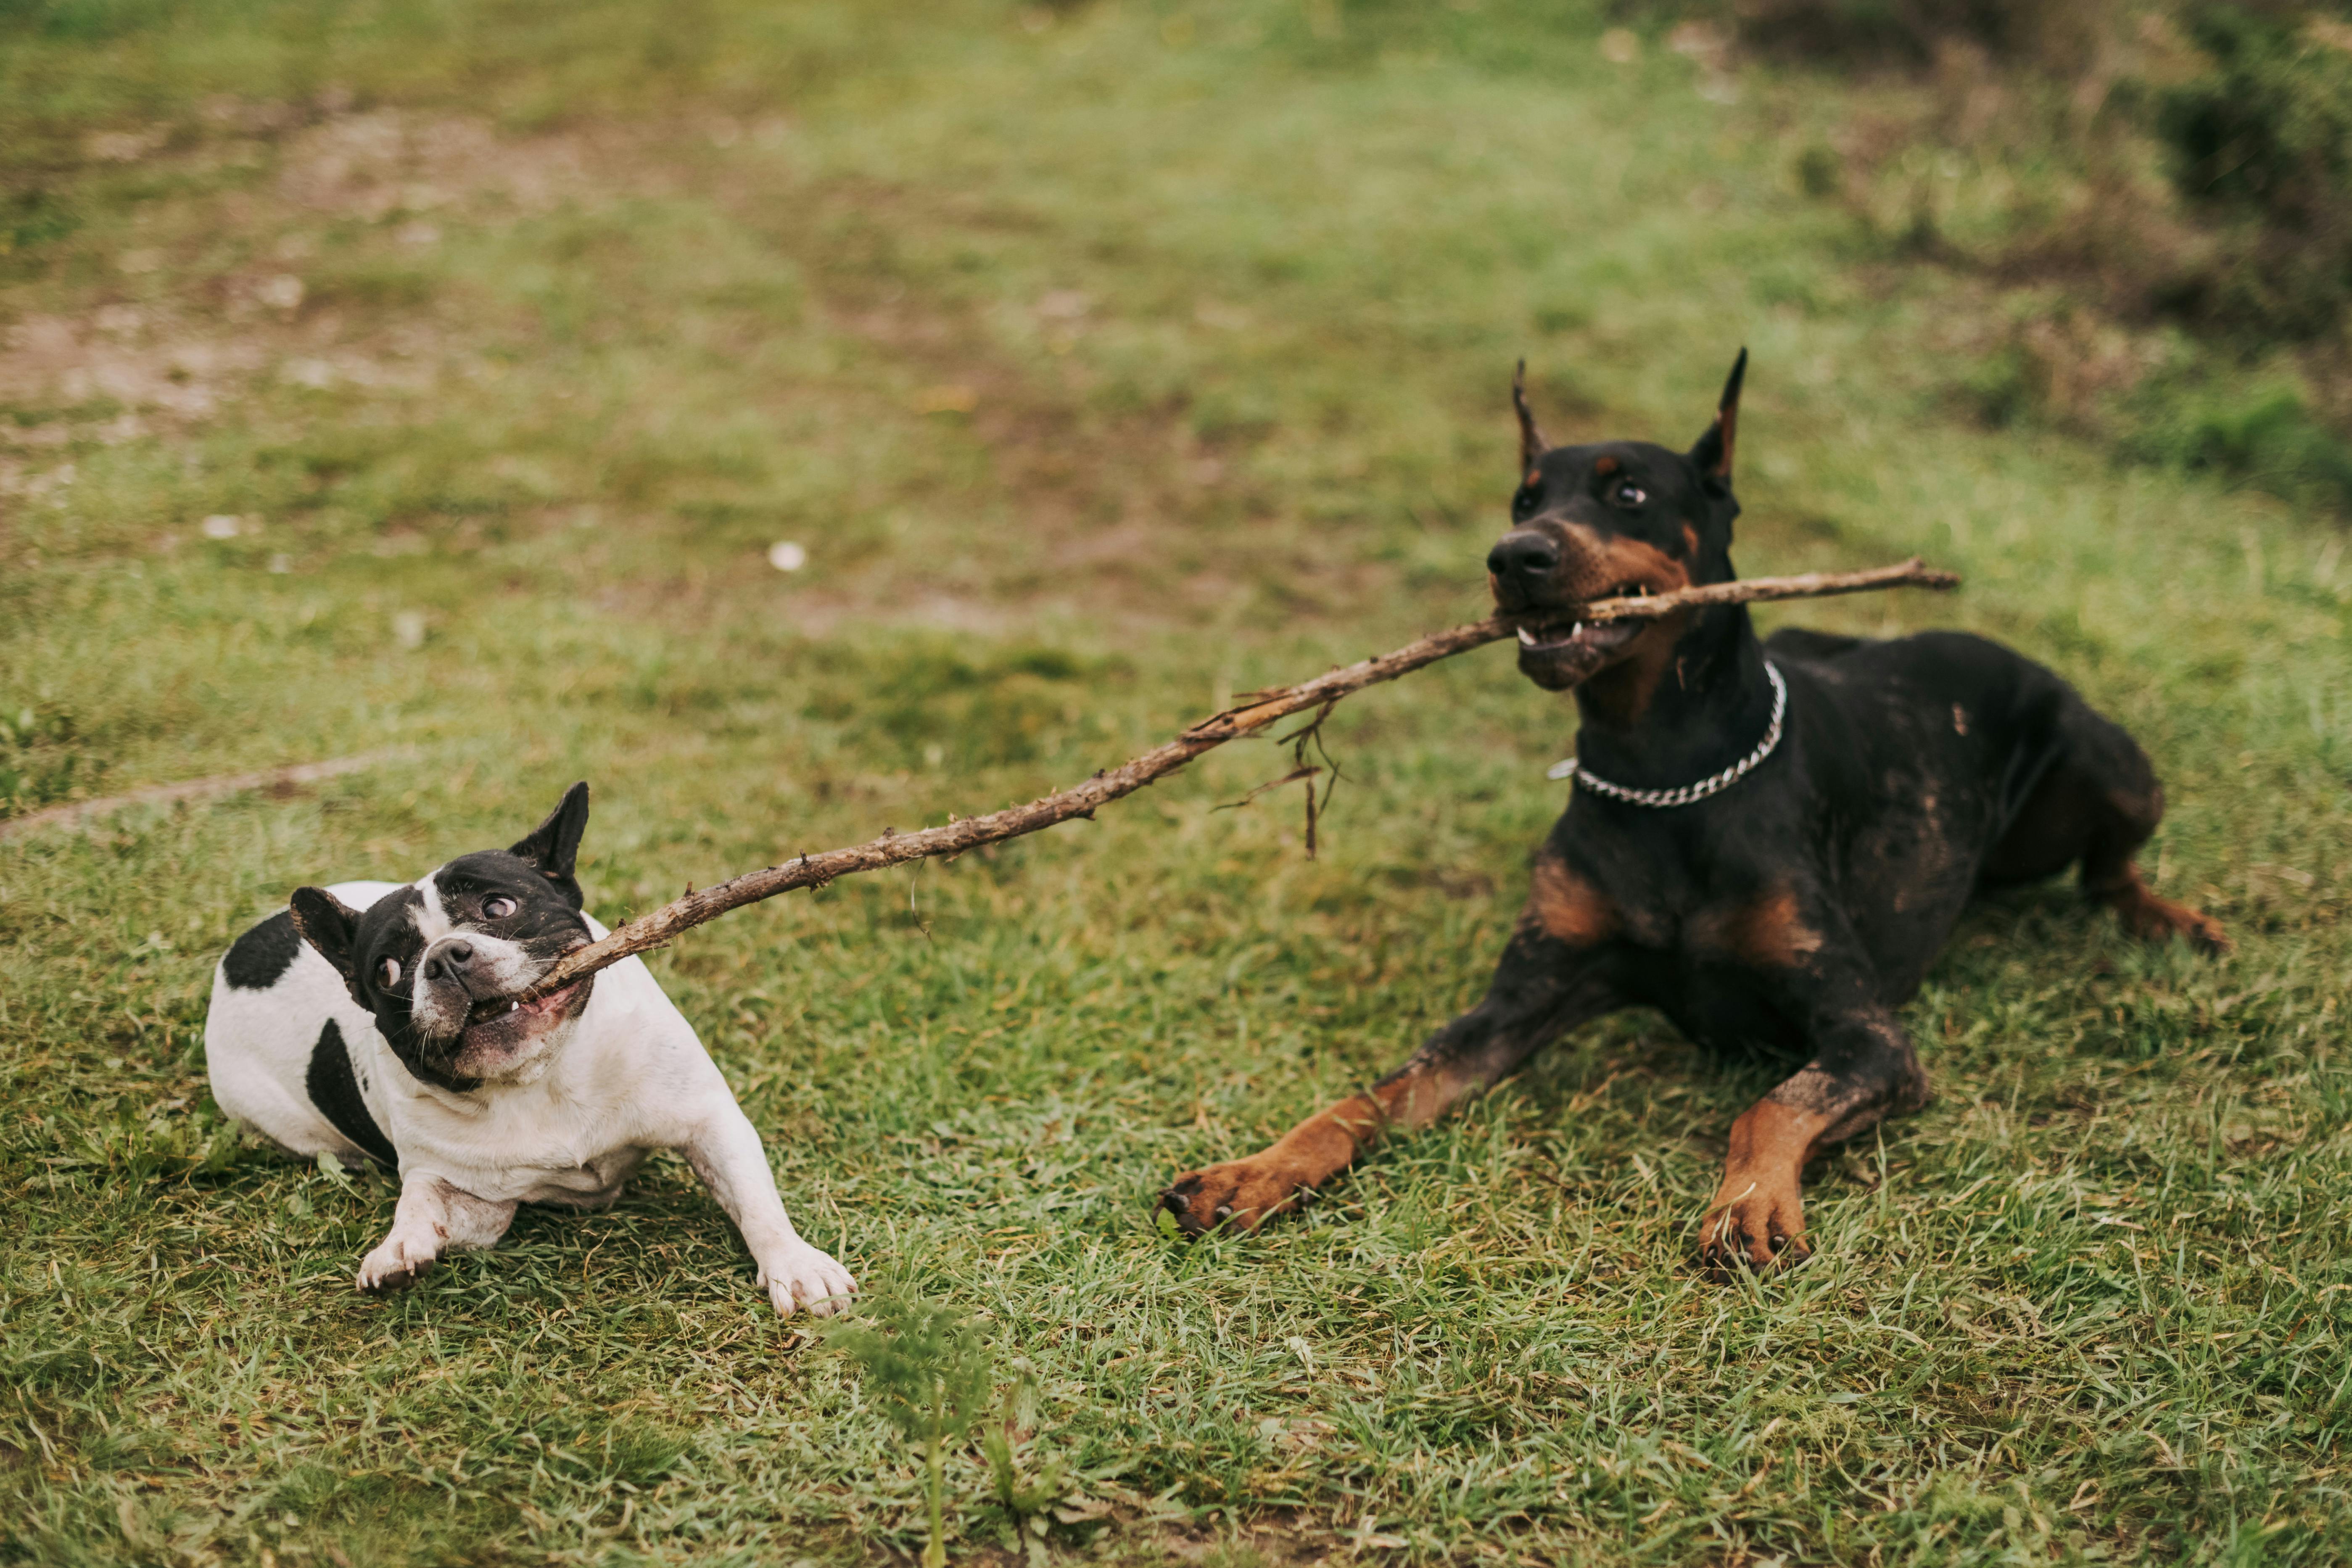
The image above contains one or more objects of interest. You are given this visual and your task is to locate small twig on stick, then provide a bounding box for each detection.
[518,557,1957,1000]
[1212,765,1323,814]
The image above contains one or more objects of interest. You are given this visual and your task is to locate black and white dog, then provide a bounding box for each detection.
[203,783,855,1316]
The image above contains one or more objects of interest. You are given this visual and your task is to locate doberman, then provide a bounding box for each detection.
[1161,351,2228,1270]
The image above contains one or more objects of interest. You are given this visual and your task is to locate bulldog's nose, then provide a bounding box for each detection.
[1488,530,1560,583]
[423,940,475,981]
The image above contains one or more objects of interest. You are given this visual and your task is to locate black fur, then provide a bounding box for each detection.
[1159,351,2224,1269]
[305,1019,397,1169]
[222,911,303,991]
[507,781,591,909]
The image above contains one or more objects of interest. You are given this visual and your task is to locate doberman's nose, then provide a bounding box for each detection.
[1487,529,1559,583]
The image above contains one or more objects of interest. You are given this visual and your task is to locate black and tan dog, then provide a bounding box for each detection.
[1161,352,2226,1269]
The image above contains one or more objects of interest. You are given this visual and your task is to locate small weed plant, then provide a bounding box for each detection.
[824,1296,995,1567]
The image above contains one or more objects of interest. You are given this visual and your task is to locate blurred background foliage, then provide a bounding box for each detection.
[1648,0,2352,507]
[11,0,2352,508]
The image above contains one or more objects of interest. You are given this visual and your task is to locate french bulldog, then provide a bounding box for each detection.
[203,782,855,1315]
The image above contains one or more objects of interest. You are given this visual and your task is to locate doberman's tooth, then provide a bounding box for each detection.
[1518,626,1536,647]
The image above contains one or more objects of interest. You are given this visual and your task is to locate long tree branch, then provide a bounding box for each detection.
[519,557,1957,998]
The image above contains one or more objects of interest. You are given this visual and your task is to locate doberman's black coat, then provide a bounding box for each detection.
[1162,353,2226,1269]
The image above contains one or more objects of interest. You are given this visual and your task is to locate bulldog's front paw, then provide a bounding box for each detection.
[1160,1156,1312,1237]
[760,1243,857,1317]
[356,1234,438,1293]
[1696,1173,1811,1277]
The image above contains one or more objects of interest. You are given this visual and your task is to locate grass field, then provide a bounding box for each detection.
[5,2,2351,1563]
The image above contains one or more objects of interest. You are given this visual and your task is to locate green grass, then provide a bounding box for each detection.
[4,2,2350,1562]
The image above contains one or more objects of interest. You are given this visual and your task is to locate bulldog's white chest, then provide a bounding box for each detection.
[445,1138,649,1209]
[364,959,717,1206]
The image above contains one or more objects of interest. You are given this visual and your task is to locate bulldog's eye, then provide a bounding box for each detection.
[483,895,518,919]
[1611,482,1648,508]
[377,957,402,990]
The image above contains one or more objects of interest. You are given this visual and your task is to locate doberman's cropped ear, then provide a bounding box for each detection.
[1512,359,1549,474]
[510,781,590,903]
[1688,347,1748,492]
[288,886,366,995]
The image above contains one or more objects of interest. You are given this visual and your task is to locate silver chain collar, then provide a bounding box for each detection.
[1545,661,1788,808]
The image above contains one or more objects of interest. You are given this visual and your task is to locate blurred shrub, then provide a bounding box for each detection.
[2125,378,2352,508]
[1729,0,2114,71]
[1741,0,2352,506]
[1961,342,2037,428]
[2156,5,2352,337]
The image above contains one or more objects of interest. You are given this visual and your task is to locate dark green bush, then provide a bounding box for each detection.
[2157,5,2352,337]
[1731,0,2109,71]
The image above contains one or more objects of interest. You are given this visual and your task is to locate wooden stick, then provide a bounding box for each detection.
[519,557,1957,998]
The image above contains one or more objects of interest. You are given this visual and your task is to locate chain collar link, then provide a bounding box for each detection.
[1545,662,1788,808]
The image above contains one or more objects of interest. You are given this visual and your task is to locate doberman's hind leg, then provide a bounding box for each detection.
[1160,925,1619,1236]
[1980,692,2229,954]
[1698,999,1930,1275]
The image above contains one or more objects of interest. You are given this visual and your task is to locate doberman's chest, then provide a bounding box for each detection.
[1532,845,1827,972]
[1531,791,1981,1037]
[1528,853,1821,1053]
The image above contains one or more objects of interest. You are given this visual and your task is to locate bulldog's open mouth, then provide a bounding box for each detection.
[459,980,582,1052]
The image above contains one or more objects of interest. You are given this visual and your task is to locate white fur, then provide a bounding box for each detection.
[409,924,544,1048]
[205,877,855,1315]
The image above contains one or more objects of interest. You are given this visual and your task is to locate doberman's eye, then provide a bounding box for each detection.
[377,956,402,990]
[1511,486,1540,521]
[1611,482,1648,507]
[483,895,518,919]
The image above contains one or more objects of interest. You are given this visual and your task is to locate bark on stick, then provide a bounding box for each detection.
[519,557,1957,998]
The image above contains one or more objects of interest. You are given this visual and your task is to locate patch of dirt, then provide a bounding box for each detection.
[0,751,400,839]
[272,108,600,221]
[0,309,262,427]
[1,105,610,448]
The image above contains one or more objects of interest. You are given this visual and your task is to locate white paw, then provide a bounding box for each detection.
[760,1243,857,1317]
[356,1233,437,1293]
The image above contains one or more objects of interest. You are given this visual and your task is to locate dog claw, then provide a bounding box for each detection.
[1159,1159,1311,1238]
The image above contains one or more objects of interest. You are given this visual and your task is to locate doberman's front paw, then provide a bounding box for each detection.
[1160,1158,1311,1237]
[1696,1174,1811,1277]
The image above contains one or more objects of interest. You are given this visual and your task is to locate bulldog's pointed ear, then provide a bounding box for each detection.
[289,886,366,998]
[1513,359,1550,474]
[1689,347,1747,491]
[510,781,590,900]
